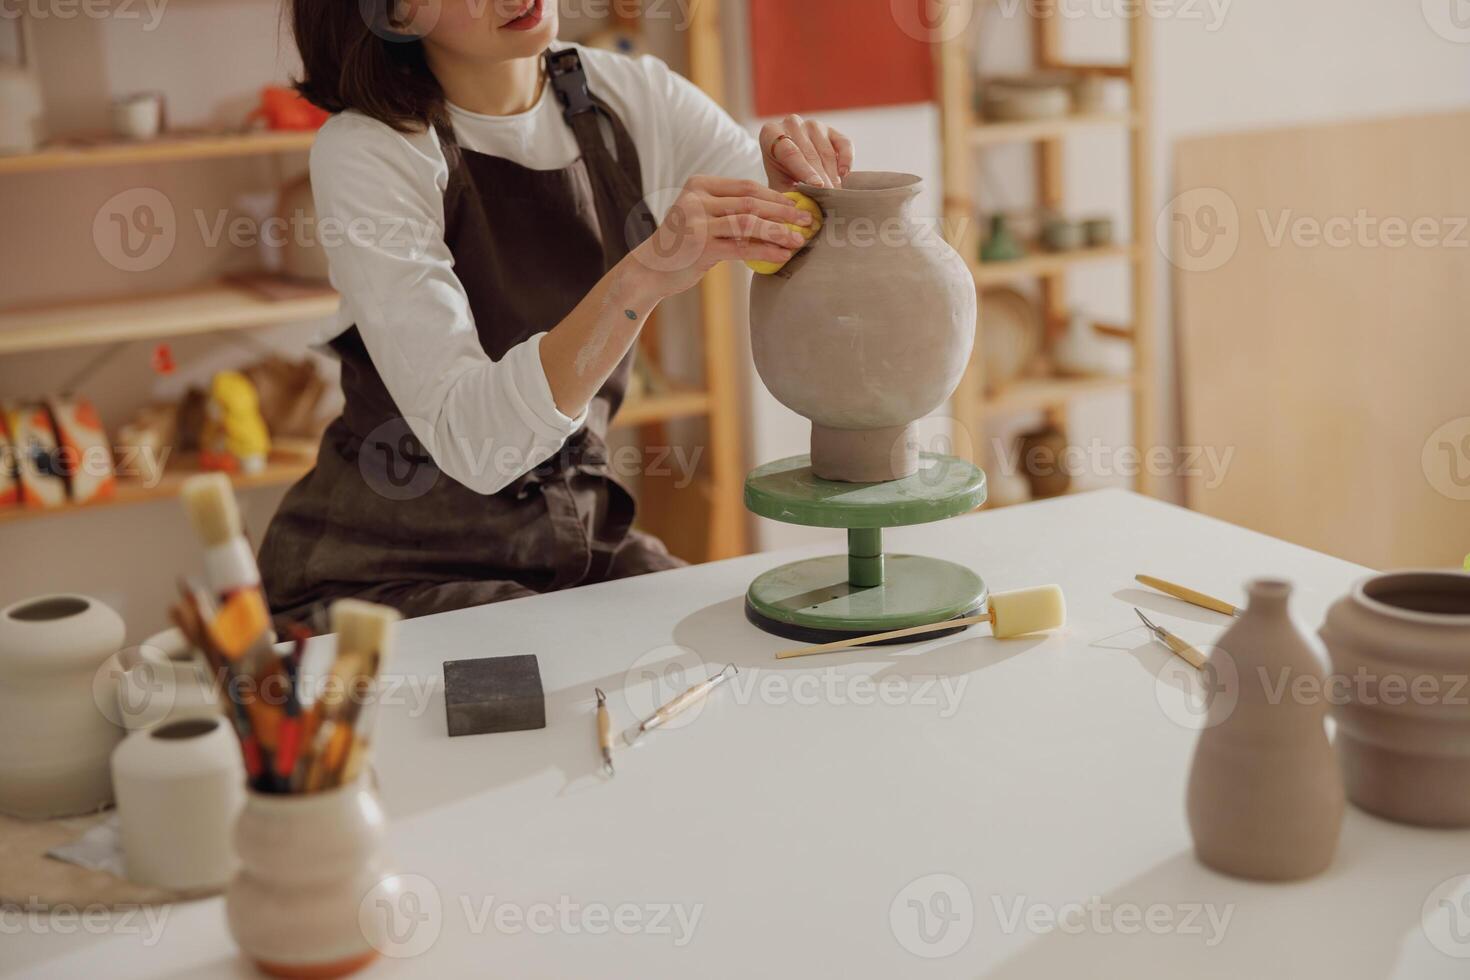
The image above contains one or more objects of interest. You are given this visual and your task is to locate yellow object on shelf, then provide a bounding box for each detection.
[746,191,823,276]
[200,372,271,476]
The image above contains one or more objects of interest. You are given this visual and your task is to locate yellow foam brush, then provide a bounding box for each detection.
[746,191,823,276]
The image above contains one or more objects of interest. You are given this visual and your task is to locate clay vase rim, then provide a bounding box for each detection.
[800,171,922,206]
[3,593,95,624]
[1350,569,1470,627]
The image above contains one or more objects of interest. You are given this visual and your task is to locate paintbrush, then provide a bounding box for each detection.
[1135,575,1241,618]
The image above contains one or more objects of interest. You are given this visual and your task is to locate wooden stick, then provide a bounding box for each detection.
[775,611,994,661]
[1136,575,1241,617]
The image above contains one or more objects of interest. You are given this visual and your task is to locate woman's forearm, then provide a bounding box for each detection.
[538,251,664,419]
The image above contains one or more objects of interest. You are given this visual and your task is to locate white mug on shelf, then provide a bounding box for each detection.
[111,91,165,141]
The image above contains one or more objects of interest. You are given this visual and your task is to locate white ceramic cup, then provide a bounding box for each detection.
[110,92,164,140]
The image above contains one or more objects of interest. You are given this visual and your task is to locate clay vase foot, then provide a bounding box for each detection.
[811,423,919,483]
[254,951,378,979]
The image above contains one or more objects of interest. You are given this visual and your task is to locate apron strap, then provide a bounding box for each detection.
[547,48,657,268]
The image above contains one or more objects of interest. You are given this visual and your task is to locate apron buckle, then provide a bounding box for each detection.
[548,49,596,117]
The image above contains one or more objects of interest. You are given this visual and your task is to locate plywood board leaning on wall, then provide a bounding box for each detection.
[1173,111,1470,569]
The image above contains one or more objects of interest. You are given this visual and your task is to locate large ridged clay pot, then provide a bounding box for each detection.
[750,172,977,483]
[1320,570,1470,828]
[1186,579,1344,881]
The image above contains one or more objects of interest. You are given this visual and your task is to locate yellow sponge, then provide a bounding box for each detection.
[988,585,1066,639]
[746,191,823,275]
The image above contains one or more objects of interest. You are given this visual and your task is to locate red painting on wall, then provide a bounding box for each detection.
[749,0,936,116]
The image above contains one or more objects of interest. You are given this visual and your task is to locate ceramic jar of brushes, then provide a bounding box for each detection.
[749,172,977,483]
[1320,570,1470,827]
[0,595,126,819]
[112,716,245,891]
[1187,579,1344,881]
[227,779,396,978]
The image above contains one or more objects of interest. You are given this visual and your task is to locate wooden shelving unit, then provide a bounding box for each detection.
[0,450,317,527]
[938,0,1156,502]
[0,280,340,356]
[0,4,748,555]
[0,130,315,176]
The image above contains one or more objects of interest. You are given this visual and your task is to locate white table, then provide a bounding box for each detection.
[7,491,1470,979]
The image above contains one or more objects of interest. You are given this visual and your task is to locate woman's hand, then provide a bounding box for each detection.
[760,115,855,191]
[626,175,814,299]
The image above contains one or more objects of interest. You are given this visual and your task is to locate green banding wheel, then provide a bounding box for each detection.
[746,554,987,637]
[744,454,987,529]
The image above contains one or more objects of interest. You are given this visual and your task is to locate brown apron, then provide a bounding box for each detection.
[259,49,682,626]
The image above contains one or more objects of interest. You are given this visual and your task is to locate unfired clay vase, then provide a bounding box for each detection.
[0,595,126,819]
[227,780,395,978]
[1187,579,1344,881]
[1320,570,1470,827]
[750,172,977,483]
[112,716,245,891]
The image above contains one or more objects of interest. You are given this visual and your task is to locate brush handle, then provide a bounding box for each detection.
[1136,575,1240,617]
[775,612,994,660]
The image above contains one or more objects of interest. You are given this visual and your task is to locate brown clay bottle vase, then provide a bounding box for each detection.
[1186,579,1344,881]
[1319,570,1470,827]
[749,172,977,483]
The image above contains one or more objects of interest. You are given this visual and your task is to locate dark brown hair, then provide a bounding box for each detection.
[291,0,446,133]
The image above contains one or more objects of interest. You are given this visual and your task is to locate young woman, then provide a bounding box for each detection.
[259,0,856,623]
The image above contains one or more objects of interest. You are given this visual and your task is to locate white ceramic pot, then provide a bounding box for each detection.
[227,780,396,978]
[112,716,245,891]
[0,595,126,819]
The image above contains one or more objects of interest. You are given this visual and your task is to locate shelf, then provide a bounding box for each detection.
[0,450,316,527]
[970,112,1139,146]
[971,244,1138,285]
[982,375,1134,417]
[0,280,340,356]
[0,130,316,176]
[614,388,712,429]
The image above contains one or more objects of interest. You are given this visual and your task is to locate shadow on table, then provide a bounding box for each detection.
[979,813,1469,980]
[672,596,1045,680]
[380,594,1042,822]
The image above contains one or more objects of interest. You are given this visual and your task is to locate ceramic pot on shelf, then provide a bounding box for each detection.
[750,172,977,483]
[0,595,126,819]
[227,779,397,978]
[1319,570,1470,827]
[1187,579,1344,881]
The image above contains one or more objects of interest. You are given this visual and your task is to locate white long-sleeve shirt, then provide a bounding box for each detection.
[309,43,762,495]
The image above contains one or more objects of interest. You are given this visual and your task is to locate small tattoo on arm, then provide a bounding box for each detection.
[624,309,638,320]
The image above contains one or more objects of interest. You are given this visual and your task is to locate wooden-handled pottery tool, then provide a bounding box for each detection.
[623,665,737,747]
[594,688,614,777]
[1134,608,1207,669]
[776,585,1066,660]
[1136,574,1241,617]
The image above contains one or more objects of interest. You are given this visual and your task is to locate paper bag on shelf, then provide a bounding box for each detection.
[48,396,115,504]
[2,402,67,509]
